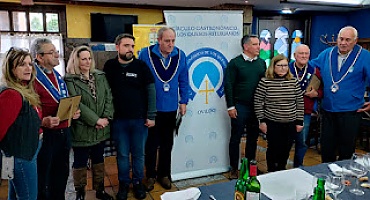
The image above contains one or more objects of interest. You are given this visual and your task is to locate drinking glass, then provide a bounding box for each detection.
[346,162,367,195]
[326,174,345,200]
[351,153,365,166]
[363,153,370,171]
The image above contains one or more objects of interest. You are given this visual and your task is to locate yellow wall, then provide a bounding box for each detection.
[66,5,163,38]
[0,0,20,2]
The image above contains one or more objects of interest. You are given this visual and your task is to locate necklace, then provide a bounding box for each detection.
[160,57,172,70]
[148,48,180,92]
[328,47,362,93]
[293,62,307,82]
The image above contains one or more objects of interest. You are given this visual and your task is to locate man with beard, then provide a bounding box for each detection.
[104,33,156,200]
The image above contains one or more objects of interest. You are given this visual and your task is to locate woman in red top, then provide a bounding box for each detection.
[0,47,42,200]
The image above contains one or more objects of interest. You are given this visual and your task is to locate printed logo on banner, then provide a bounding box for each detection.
[186,160,194,168]
[185,135,194,143]
[167,15,176,24]
[209,156,218,164]
[186,110,193,117]
[221,14,228,23]
[187,47,228,104]
[194,15,202,22]
[209,132,217,140]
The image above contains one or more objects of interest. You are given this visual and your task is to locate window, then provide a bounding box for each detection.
[259,29,272,67]
[13,11,27,31]
[274,26,289,58]
[0,4,65,33]
[0,11,10,31]
[30,12,43,32]
[0,3,66,76]
[46,13,59,32]
[290,30,303,61]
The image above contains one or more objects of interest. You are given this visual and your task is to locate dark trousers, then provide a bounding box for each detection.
[145,111,177,179]
[266,120,295,172]
[320,110,362,163]
[37,128,71,200]
[73,141,105,168]
[229,104,259,170]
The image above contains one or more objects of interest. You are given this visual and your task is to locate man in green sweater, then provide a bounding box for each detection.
[224,35,266,179]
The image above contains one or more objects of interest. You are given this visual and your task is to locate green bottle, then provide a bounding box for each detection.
[312,178,326,200]
[234,158,249,200]
[246,160,261,200]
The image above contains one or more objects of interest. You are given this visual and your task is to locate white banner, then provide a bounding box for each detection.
[164,10,243,181]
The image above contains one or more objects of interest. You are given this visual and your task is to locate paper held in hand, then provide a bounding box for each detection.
[306,74,321,92]
[56,95,81,125]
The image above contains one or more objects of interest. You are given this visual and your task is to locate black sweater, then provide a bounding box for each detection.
[104,57,156,119]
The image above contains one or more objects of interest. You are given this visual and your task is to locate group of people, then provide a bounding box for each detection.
[0,39,82,200]
[226,25,370,176]
[1,24,370,199]
[0,26,187,200]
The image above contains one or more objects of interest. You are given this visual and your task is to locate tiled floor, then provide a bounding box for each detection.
[0,136,366,200]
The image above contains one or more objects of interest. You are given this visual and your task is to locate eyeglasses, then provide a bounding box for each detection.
[275,64,289,68]
[40,50,59,55]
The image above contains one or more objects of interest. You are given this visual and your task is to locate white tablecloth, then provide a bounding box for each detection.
[258,168,314,200]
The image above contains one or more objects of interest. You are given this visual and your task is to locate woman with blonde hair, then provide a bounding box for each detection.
[254,54,304,172]
[65,45,113,200]
[0,47,43,200]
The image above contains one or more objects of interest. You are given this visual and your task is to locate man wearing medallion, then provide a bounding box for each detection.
[31,38,80,200]
[311,26,370,162]
[139,27,189,191]
[104,34,156,200]
[224,35,266,178]
[289,44,323,167]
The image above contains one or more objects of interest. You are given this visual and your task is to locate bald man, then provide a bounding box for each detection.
[311,26,370,162]
[289,44,322,167]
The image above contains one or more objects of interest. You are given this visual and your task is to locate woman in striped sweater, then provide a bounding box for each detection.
[254,54,304,172]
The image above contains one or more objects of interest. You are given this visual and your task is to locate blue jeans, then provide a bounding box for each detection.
[294,114,311,167]
[8,140,42,200]
[112,118,148,185]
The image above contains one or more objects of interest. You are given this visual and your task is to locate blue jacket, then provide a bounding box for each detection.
[311,45,370,112]
[139,44,189,112]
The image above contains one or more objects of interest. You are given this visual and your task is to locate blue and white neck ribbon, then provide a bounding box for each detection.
[35,64,68,102]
